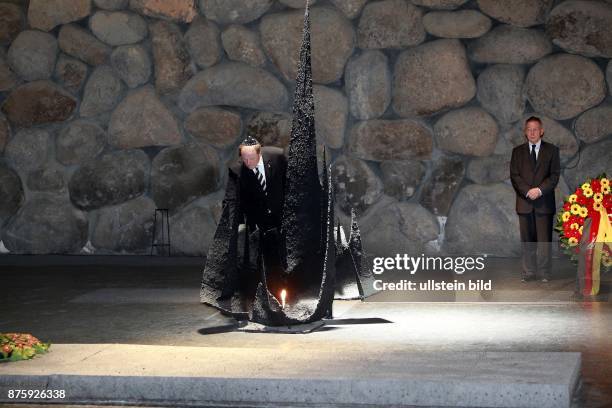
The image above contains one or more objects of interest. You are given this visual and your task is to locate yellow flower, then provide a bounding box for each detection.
[579,207,588,218]
[594,193,603,202]
[603,185,611,195]
[594,202,603,211]
[579,226,584,235]
[570,204,581,215]
[562,212,571,222]
[584,188,593,198]
[568,237,578,246]
[570,222,579,230]
[568,194,577,203]
[581,182,591,191]
[603,256,612,268]
[601,178,609,188]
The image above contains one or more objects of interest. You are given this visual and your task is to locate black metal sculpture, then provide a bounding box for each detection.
[200,1,375,326]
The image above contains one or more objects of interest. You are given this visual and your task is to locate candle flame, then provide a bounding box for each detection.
[280,289,287,309]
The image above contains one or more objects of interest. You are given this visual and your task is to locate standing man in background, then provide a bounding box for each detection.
[510,116,561,283]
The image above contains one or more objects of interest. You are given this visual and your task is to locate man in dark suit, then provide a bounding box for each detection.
[510,116,560,282]
[216,136,287,300]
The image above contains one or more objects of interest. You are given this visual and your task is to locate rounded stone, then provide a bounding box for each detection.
[0,113,9,153]
[80,65,124,118]
[109,86,182,149]
[0,3,24,45]
[279,0,317,8]
[314,85,348,149]
[393,39,475,117]
[357,0,425,49]
[178,62,288,113]
[245,112,292,151]
[54,54,89,94]
[476,64,526,124]
[28,0,91,32]
[185,16,221,69]
[56,120,106,165]
[2,196,88,254]
[466,155,510,184]
[150,20,193,95]
[443,183,520,257]
[91,196,156,253]
[546,0,612,58]
[94,0,128,10]
[420,156,465,216]
[0,54,19,92]
[151,143,220,211]
[467,25,552,64]
[221,25,266,67]
[607,61,612,96]
[5,128,50,172]
[423,10,491,38]
[129,0,198,23]
[169,202,218,256]
[411,0,468,9]
[476,0,554,27]
[380,160,426,201]
[58,23,112,66]
[7,30,58,81]
[198,0,273,24]
[574,105,612,145]
[344,50,391,120]
[434,107,498,157]
[333,155,383,215]
[68,149,150,210]
[185,107,242,149]
[329,0,368,19]
[260,7,355,84]
[0,163,24,226]
[525,54,606,120]
[349,119,433,161]
[89,11,148,46]
[564,138,612,190]
[26,167,65,192]
[110,44,151,88]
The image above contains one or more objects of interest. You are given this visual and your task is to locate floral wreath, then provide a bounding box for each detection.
[0,333,50,362]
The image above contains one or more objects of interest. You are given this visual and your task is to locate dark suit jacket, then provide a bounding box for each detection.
[510,140,560,214]
[228,146,287,231]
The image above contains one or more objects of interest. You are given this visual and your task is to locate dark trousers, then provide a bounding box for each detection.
[518,211,554,278]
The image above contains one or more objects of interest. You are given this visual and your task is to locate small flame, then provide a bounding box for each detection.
[280,289,287,309]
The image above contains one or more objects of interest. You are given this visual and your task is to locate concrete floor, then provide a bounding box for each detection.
[0,256,611,407]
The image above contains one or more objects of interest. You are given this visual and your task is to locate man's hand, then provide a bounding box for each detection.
[527,188,542,200]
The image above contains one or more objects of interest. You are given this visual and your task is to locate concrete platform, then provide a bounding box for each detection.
[0,345,580,408]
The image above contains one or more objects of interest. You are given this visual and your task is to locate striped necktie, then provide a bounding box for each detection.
[254,167,266,193]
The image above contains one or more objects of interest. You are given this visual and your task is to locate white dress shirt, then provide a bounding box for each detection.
[530,140,541,160]
[252,155,266,185]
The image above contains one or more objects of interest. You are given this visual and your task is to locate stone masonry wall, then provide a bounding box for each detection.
[0,0,611,256]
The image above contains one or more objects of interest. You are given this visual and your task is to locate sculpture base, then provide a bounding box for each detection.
[237,320,325,334]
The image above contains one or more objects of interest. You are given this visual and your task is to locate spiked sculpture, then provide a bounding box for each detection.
[200,1,376,326]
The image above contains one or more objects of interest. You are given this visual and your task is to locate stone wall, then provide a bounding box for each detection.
[0,0,610,256]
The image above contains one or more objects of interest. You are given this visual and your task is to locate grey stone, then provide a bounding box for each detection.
[28,0,91,31]
[94,0,128,10]
[423,10,491,39]
[58,23,111,66]
[420,156,465,216]
[329,0,368,19]
[0,54,19,92]
[245,111,292,151]
[444,183,520,256]
[91,195,156,253]
[7,30,58,81]
[185,107,242,149]
[574,105,612,144]
[476,0,553,28]
[260,7,355,84]
[349,119,433,161]
[168,202,218,256]
[466,155,510,184]
[357,0,425,49]
[393,39,475,117]
[607,60,612,96]
[345,50,390,120]
[476,64,526,124]
[546,0,612,58]
[279,0,317,8]
[56,119,106,165]
[221,25,266,67]
[80,65,124,118]
[1,81,76,127]
[525,54,606,120]
[0,3,23,45]
[109,86,181,148]
[54,54,88,94]
[26,167,65,192]
[110,44,151,88]
[5,128,50,172]
[0,163,24,226]
[434,107,498,157]
[89,11,148,46]
[360,196,439,257]
[380,160,425,201]
[151,142,220,211]
[2,196,88,254]
[198,0,273,24]
[411,0,468,9]
[562,138,612,194]
[179,62,288,112]
[333,155,383,215]
[0,113,9,153]
[129,0,198,23]
[185,17,221,69]
[150,20,193,94]
[467,25,552,64]
[314,85,348,149]
[68,149,150,210]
